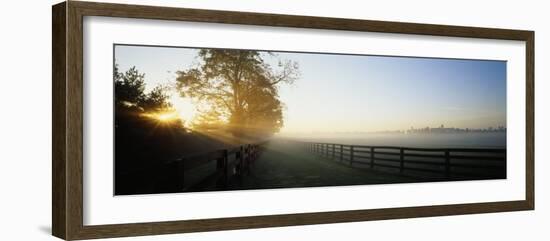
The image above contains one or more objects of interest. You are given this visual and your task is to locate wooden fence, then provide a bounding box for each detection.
[175,143,262,191]
[116,143,263,194]
[304,142,506,179]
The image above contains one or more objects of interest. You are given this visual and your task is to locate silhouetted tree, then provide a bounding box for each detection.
[114,64,181,130]
[114,64,173,112]
[140,86,172,112]
[115,65,146,105]
[175,49,299,137]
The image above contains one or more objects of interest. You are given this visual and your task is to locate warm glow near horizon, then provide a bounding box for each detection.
[141,110,179,122]
[169,93,198,126]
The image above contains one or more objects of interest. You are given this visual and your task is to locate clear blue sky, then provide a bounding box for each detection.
[115,45,506,133]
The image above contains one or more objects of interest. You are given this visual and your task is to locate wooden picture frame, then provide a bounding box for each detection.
[52,1,534,240]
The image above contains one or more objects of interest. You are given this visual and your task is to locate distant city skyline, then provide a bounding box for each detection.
[275,123,506,135]
[115,45,506,134]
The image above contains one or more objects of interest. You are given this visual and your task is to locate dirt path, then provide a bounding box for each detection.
[228,140,417,190]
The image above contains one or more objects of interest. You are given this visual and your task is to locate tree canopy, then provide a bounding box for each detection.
[175,49,299,138]
[114,65,182,128]
[114,65,172,112]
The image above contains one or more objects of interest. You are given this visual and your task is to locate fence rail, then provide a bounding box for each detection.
[116,143,263,194]
[303,142,506,179]
[179,143,262,191]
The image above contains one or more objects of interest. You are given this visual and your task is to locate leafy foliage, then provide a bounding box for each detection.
[114,64,173,112]
[140,86,172,112]
[114,66,146,105]
[175,49,299,137]
[114,64,183,131]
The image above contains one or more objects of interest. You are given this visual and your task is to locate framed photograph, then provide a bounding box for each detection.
[52,1,534,240]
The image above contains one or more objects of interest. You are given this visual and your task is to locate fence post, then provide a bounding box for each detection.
[223,149,229,187]
[176,158,185,190]
[445,150,451,178]
[239,146,245,175]
[332,144,335,159]
[350,146,354,166]
[325,143,329,157]
[370,147,374,168]
[249,144,254,164]
[244,146,249,174]
[340,145,343,161]
[235,149,240,175]
[216,150,229,188]
[400,148,404,174]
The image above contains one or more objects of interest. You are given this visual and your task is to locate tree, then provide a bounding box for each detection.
[114,64,172,112]
[140,86,172,112]
[190,108,225,131]
[175,49,299,137]
[114,65,146,105]
[114,65,182,129]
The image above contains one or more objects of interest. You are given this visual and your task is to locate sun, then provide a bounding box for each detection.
[141,110,180,123]
[155,111,179,121]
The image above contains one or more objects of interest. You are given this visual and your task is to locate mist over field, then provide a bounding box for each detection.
[276,132,506,148]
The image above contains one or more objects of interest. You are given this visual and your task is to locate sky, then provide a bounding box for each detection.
[114,45,506,134]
